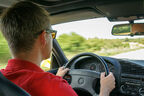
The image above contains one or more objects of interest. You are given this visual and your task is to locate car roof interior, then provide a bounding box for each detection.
[0,0,144,24]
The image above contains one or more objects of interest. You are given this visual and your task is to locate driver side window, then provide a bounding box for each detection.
[0,32,11,69]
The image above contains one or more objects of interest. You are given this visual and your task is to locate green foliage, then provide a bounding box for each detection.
[57,33,130,53]
[103,39,129,49]
[123,38,144,45]
[84,38,103,51]
[57,32,86,52]
[0,32,11,63]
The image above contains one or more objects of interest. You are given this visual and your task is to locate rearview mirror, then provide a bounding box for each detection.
[112,23,144,36]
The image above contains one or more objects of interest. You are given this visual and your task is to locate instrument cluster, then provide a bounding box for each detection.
[74,57,114,72]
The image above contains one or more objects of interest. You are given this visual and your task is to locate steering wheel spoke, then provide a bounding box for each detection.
[69,69,100,78]
[68,69,100,95]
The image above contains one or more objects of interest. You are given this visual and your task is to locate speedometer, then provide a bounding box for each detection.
[89,63,96,70]
[89,63,101,72]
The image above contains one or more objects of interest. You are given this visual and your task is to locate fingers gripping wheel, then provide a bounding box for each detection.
[64,52,110,96]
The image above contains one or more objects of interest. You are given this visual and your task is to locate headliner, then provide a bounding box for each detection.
[0,0,144,24]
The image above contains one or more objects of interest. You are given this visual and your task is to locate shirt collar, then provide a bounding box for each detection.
[5,59,44,72]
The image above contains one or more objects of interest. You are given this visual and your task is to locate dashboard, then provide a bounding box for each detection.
[74,57,115,72]
[69,56,144,96]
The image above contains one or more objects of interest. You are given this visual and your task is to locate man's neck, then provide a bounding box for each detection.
[12,50,42,66]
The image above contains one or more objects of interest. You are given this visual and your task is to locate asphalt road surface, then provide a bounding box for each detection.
[111,49,144,60]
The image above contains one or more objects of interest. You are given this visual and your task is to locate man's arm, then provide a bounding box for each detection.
[30,72,78,96]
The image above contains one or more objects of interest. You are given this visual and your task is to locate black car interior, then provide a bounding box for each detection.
[0,72,30,96]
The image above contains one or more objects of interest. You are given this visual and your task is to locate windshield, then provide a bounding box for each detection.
[53,17,144,60]
[0,17,144,69]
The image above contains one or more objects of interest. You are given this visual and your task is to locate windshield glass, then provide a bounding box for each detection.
[0,17,144,69]
[53,17,144,60]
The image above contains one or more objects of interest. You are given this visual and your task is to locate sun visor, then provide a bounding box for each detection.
[50,9,102,25]
[95,0,144,21]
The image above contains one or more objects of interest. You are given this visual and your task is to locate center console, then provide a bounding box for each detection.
[120,74,144,96]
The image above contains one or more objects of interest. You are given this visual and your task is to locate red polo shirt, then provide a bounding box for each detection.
[0,59,78,96]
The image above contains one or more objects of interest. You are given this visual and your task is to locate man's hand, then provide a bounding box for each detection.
[100,72,115,96]
[56,67,70,77]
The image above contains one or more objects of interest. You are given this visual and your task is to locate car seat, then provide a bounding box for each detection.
[0,72,30,96]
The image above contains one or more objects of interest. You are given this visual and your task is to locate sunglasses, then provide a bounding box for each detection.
[37,29,57,39]
[45,29,57,39]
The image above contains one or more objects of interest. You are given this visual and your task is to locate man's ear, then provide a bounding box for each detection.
[39,31,47,48]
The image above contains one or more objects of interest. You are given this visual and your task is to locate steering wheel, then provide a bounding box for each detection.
[64,52,110,96]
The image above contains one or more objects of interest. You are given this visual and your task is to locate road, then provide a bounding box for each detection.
[111,49,144,60]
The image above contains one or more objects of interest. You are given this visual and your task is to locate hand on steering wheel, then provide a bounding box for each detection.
[64,52,114,96]
[56,66,70,77]
[100,72,115,96]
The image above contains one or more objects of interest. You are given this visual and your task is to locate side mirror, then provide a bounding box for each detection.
[112,23,144,36]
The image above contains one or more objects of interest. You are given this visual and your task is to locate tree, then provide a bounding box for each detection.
[57,32,86,52]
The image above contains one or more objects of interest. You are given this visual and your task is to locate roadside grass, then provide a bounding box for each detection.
[0,53,11,69]
[65,47,144,59]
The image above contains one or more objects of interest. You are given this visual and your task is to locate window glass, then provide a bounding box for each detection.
[0,32,10,68]
[53,18,144,60]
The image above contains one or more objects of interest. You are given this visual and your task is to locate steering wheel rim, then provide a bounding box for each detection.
[64,52,109,76]
[64,52,110,96]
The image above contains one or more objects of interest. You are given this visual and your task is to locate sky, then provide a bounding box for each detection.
[52,17,144,39]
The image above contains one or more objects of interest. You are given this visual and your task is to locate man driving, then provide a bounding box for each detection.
[0,1,115,96]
